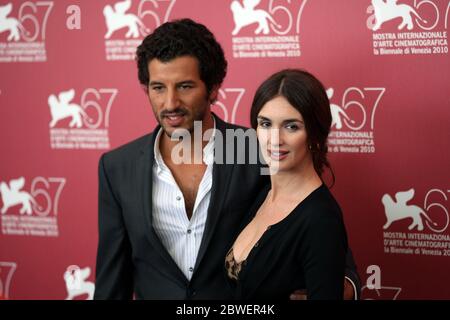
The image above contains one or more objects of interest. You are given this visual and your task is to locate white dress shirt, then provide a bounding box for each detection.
[152,122,215,280]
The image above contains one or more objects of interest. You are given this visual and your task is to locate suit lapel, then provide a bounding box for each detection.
[194,116,235,271]
[136,127,188,286]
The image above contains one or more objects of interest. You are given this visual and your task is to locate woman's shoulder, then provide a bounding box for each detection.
[294,185,347,247]
[297,184,344,222]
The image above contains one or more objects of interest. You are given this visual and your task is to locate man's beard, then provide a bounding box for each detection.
[157,106,207,138]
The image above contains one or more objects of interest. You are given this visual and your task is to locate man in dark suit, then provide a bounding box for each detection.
[94,18,360,300]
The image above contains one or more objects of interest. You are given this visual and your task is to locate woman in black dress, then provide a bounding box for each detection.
[225,69,348,300]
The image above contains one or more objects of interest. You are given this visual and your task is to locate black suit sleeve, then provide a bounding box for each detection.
[94,154,134,299]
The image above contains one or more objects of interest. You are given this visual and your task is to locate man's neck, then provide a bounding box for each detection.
[160,113,215,165]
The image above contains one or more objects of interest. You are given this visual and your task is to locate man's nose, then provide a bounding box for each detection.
[165,88,181,111]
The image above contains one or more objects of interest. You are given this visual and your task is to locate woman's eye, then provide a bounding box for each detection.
[258,121,271,128]
[285,124,299,131]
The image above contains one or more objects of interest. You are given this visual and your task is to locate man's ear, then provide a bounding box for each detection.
[209,85,220,104]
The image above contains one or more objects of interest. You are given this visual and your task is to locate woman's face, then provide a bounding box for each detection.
[256,96,311,173]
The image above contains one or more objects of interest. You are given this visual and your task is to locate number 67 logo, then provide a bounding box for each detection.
[48,88,118,129]
[0,262,17,300]
[213,88,246,124]
[0,177,66,217]
[327,87,385,131]
[0,1,54,42]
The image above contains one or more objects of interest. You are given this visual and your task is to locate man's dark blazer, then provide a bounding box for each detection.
[94,115,360,299]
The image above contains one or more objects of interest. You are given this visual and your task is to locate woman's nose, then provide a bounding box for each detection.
[268,129,283,146]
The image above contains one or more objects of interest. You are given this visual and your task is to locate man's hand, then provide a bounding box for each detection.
[289,278,355,300]
[289,289,307,300]
[343,278,355,300]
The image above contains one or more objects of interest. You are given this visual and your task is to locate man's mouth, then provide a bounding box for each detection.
[163,112,186,127]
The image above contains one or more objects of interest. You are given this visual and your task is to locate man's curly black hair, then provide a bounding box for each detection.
[136,18,228,94]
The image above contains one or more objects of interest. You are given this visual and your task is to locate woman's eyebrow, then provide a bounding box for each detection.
[257,116,304,125]
[282,118,304,125]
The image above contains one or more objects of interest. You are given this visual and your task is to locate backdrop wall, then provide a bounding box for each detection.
[1,0,449,299]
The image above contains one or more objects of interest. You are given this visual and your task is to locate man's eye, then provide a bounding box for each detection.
[151,86,164,92]
[179,84,192,90]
